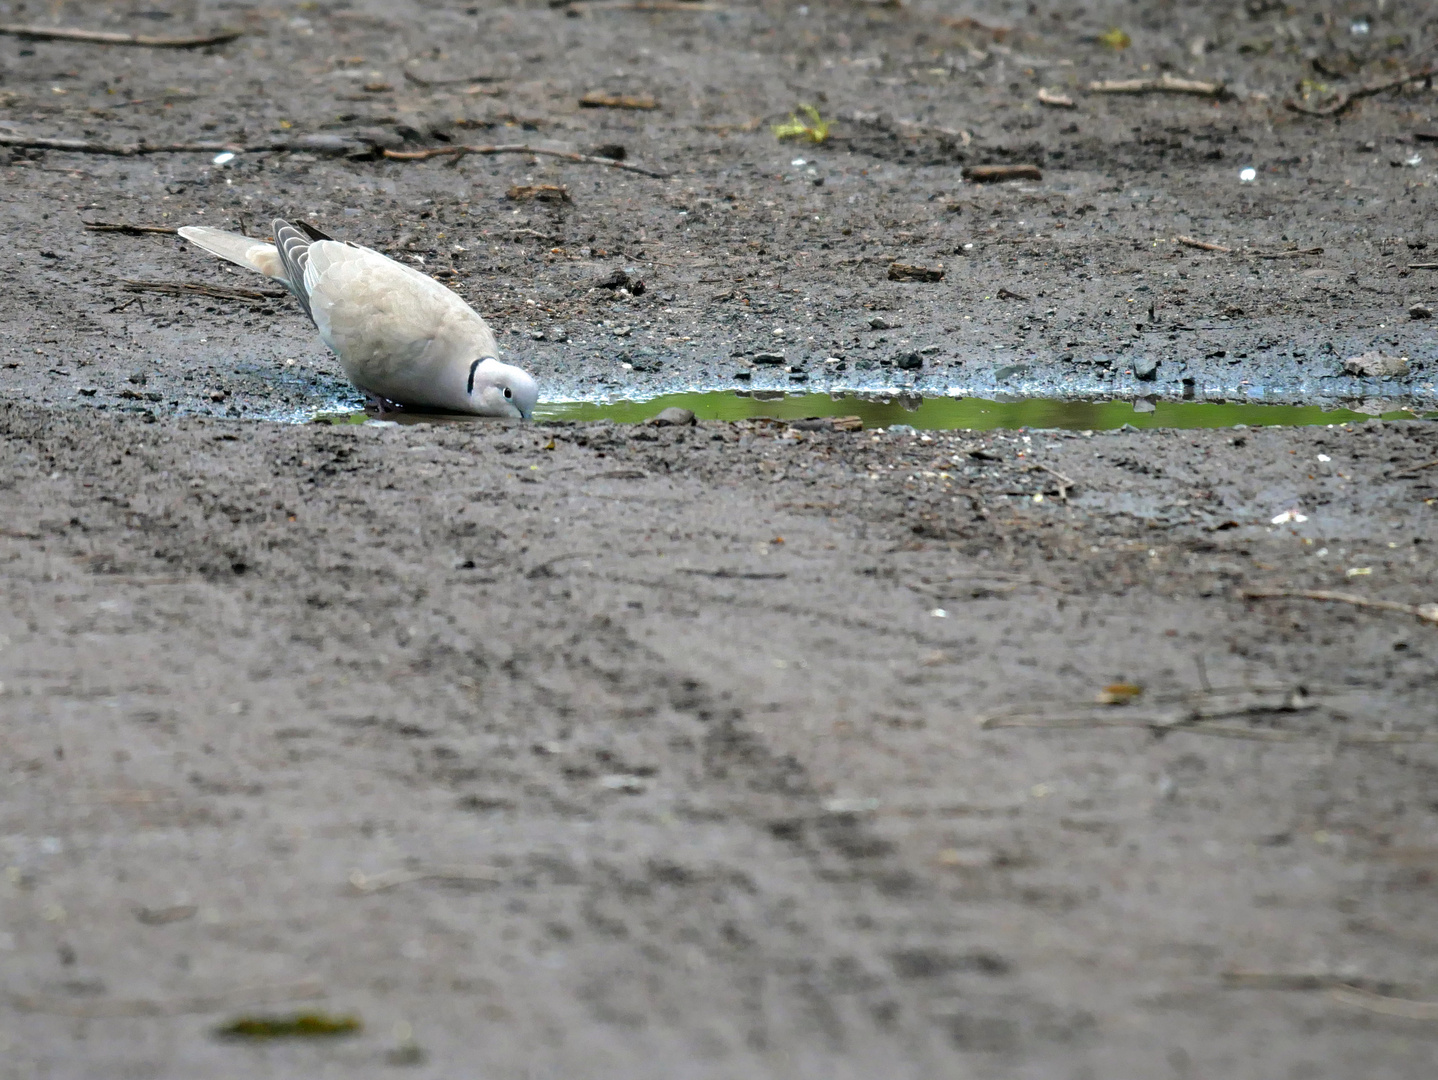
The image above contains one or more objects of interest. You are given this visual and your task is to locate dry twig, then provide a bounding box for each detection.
[382,143,669,177]
[575,1,726,10]
[888,263,945,282]
[1248,247,1324,259]
[348,866,502,894]
[1176,235,1231,253]
[81,220,178,235]
[1240,588,1438,625]
[3,979,322,1018]
[119,280,287,304]
[1037,88,1075,108]
[0,24,240,48]
[1090,75,1225,97]
[963,164,1042,183]
[1329,984,1438,1020]
[580,91,658,110]
[1030,462,1075,501]
[979,684,1320,736]
[401,68,503,88]
[1285,67,1437,117]
[1389,457,1438,479]
[0,133,241,155]
[507,184,570,203]
[7,134,668,176]
[1222,971,1430,997]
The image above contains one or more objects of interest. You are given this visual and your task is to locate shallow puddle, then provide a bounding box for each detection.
[319,392,1434,431]
[540,392,1434,430]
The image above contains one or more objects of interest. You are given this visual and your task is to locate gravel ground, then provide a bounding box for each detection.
[2,2,1438,1078]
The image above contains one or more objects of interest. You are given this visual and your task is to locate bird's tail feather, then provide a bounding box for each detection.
[176,226,287,282]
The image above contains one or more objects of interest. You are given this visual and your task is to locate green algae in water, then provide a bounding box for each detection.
[534,392,1434,431]
[215,1011,362,1040]
[313,392,1435,431]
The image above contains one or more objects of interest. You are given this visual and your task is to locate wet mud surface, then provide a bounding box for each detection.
[2,0,1438,414]
[5,407,1438,1078]
[2,2,1438,1077]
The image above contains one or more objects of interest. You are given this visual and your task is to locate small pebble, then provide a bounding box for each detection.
[649,407,696,427]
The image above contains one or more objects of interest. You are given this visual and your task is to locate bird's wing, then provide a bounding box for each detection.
[176,226,285,280]
[271,219,316,323]
[303,241,499,402]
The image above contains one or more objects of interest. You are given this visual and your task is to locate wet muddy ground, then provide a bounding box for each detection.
[2,1,1438,1077]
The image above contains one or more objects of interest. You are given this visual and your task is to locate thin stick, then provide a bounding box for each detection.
[963,164,1042,183]
[1329,984,1438,1020]
[1247,247,1324,259]
[1340,731,1438,745]
[1410,263,1438,270]
[1240,588,1438,625]
[1030,461,1075,501]
[5,134,669,177]
[1223,971,1341,991]
[401,69,504,88]
[1090,75,1225,97]
[81,220,178,235]
[119,280,287,303]
[348,866,502,894]
[1389,458,1438,478]
[0,134,241,155]
[1177,235,1232,253]
[3,979,323,1018]
[0,24,241,48]
[1285,67,1437,117]
[571,0,725,9]
[1222,971,1427,994]
[383,143,669,177]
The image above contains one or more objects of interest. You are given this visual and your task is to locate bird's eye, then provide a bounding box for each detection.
[504,387,513,399]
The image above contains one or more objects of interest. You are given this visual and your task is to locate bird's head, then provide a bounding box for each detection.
[466,356,538,420]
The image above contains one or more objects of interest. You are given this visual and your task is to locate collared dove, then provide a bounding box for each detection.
[176,218,538,418]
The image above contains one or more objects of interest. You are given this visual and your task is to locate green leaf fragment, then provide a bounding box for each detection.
[215,1012,363,1040]
[772,104,830,144]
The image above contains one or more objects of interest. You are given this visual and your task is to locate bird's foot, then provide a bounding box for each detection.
[364,391,405,416]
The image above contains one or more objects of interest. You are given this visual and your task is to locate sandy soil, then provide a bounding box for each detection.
[2,2,1438,1078]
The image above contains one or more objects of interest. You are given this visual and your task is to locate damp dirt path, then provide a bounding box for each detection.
[1,1,1437,415]
[1,403,1437,1078]
[2,2,1438,1077]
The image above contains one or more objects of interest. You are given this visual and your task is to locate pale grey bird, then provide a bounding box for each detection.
[176,218,538,418]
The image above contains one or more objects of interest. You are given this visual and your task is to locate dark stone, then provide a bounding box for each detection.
[893,351,923,370]
[1133,356,1160,381]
